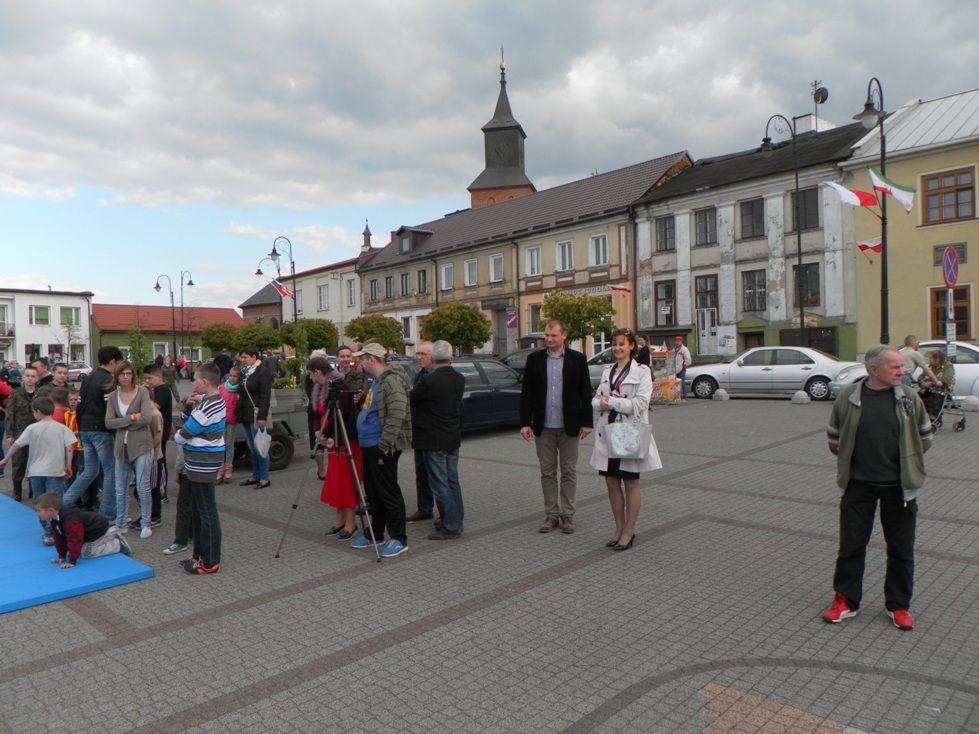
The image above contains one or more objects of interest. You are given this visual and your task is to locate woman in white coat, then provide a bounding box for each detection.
[590,328,662,550]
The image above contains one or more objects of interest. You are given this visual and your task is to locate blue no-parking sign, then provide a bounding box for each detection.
[943,246,959,288]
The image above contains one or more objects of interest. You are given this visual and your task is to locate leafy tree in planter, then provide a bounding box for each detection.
[540,291,616,349]
[419,302,492,353]
[280,318,338,353]
[234,323,280,352]
[344,314,404,352]
[201,323,240,353]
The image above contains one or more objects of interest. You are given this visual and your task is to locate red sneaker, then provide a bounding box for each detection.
[822,593,857,623]
[887,609,915,631]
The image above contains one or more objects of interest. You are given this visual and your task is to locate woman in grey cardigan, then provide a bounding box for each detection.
[104,361,155,538]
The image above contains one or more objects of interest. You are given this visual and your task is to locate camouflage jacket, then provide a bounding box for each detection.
[6,386,38,439]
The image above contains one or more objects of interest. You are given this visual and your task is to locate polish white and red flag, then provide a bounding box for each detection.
[822,181,878,208]
[270,279,293,298]
[856,236,883,253]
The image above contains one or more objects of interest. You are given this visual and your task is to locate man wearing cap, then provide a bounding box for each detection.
[352,342,412,558]
[673,336,692,400]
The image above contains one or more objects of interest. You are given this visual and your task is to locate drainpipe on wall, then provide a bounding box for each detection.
[628,206,638,331]
[430,258,439,308]
[84,294,93,365]
[512,242,521,344]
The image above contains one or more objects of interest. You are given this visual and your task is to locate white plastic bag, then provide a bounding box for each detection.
[254,427,272,458]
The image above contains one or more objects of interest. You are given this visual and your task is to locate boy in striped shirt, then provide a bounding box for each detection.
[173,362,225,575]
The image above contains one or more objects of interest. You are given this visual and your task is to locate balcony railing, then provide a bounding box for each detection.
[0,322,14,338]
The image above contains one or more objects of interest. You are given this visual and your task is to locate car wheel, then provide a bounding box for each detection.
[806,376,831,401]
[268,435,295,471]
[691,376,717,399]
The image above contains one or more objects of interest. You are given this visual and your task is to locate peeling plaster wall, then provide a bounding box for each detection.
[822,191,846,317]
[765,193,788,322]
[675,210,692,327]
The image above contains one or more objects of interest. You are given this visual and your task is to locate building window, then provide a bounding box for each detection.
[153,343,168,358]
[695,275,718,310]
[529,303,542,332]
[347,279,357,306]
[589,234,608,267]
[384,276,393,299]
[29,305,50,325]
[655,280,676,326]
[655,216,675,252]
[59,307,81,326]
[401,236,410,253]
[556,240,573,271]
[317,284,329,311]
[924,168,975,224]
[369,279,378,302]
[694,208,717,246]
[464,259,478,287]
[792,263,821,307]
[791,188,820,231]
[295,290,303,314]
[930,285,972,340]
[24,343,41,361]
[742,269,767,312]
[593,332,610,354]
[526,247,541,276]
[401,316,411,339]
[489,253,504,283]
[400,272,410,296]
[417,269,427,294]
[932,243,967,266]
[441,263,454,291]
[740,198,765,239]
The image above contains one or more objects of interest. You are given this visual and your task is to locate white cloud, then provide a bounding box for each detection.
[0,274,107,301]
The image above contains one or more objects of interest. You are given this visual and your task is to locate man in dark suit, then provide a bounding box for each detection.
[519,319,593,534]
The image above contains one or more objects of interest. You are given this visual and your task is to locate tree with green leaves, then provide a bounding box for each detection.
[419,302,492,353]
[344,314,404,352]
[126,329,151,373]
[540,291,616,348]
[201,323,240,353]
[234,323,281,352]
[280,318,338,353]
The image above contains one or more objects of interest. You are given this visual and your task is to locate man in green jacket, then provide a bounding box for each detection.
[823,346,932,631]
[4,366,40,501]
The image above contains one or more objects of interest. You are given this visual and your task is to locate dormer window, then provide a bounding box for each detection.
[401,236,410,253]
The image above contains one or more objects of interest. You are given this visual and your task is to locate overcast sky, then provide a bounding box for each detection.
[2,0,977,309]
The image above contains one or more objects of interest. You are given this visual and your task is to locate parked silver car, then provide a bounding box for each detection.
[685,347,861,400]
[829,340,979,400]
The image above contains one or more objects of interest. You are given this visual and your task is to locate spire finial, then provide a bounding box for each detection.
[500,45,506,81]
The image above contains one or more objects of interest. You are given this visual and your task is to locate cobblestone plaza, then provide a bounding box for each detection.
[2,399,976,733]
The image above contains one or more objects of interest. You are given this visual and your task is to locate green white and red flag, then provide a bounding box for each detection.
[868,168,915,213]
[822,181,878,208]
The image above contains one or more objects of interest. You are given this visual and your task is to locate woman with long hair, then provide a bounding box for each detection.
[104,361,156,537]
[237,345,273,489]
[590,328,661,551]
[216,366,241,484]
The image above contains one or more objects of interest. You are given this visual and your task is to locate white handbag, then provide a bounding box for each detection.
[605,414,652,460]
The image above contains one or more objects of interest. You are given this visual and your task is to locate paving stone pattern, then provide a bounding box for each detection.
[1,400,976,732]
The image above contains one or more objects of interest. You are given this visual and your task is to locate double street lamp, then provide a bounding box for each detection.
[762,113,807,348]
[853,77,889,345]
[268,236,298,323]
[154,271,194,360]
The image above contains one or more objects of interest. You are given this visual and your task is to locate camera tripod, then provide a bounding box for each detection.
[274,396,382,562]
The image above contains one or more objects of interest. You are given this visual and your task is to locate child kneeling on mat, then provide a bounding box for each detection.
[34,492,133,569]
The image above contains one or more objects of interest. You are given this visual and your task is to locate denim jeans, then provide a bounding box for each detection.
[243,423,270,481]
[424,449,464,535]
[63,431,115,512]
[113,448,153,529]
[676,368,688,399]
[29,475,67,535]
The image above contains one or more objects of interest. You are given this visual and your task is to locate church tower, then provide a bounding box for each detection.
[467,62,536,209]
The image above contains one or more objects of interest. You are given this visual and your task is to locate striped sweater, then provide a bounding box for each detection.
[174,392,226,483]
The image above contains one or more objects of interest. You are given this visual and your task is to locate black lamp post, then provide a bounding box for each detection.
[269,236,298,323]
[178,270,194,360]
[153,274,178,359]
[853,77,888,345]
[762,113,806,348]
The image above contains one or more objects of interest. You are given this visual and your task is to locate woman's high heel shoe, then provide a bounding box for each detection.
[605,538,620,548]
[613,533,635,551]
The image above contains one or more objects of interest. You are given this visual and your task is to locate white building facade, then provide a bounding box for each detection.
[281,256,363,341]
[0,288,94,365]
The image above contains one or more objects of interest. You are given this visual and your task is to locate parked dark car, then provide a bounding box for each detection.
[499,348,538,375]
[393,357,522,430]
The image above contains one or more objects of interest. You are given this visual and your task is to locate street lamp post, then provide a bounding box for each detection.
[762,114,806,348]
[178,270,194,362]
[153,274,178,360]
[853,77,888,345]
[269,236,298,323]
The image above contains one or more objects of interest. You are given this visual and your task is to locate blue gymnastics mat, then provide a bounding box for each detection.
[0,494,153,615]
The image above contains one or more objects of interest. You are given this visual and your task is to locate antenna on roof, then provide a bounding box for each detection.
[811,80,829,132]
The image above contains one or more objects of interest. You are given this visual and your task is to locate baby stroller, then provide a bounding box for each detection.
[920,388,966,432]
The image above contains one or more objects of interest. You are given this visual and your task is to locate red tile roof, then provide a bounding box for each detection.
[92,304,245,333]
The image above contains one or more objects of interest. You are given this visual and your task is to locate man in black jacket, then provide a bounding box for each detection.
[406,341,437,523]
[519,319,593,534]
[410,340,466,540]
[62,346,122,514]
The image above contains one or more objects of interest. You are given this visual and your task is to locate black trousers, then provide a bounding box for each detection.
[363,446,406,544]
[189,479,221,566]
[173,474,195,546]
[414,448,434,516]
[833,480,917,611]
[11,447,28,499]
